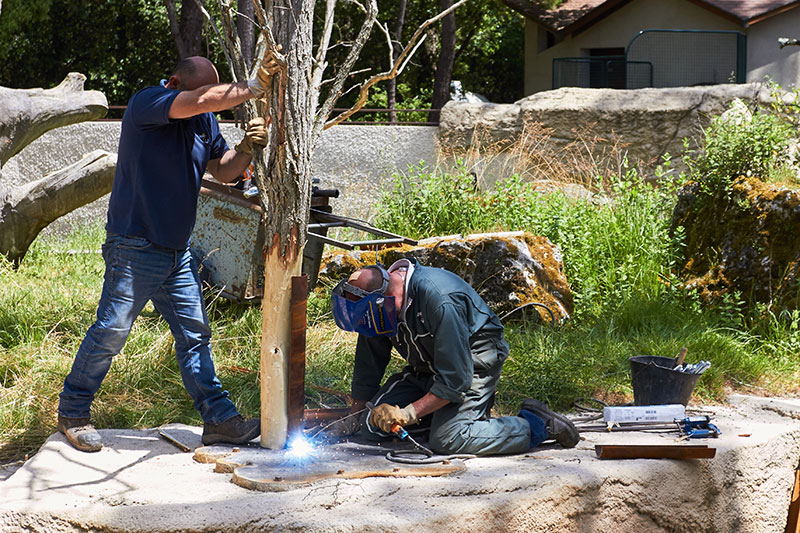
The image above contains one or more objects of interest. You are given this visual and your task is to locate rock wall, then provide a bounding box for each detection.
[438,84,775,181]
[319,231,573,323]
[672,177,800,311]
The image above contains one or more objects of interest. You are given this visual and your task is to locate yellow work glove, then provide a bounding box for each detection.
[247,46,282,98]
[368,403,418,434]
[234,117,269,155]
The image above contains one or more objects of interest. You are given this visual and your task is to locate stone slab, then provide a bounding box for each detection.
[194,441,465,491]
[1,395,800,532]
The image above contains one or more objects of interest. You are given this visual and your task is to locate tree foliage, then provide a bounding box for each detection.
[0,0,525,107]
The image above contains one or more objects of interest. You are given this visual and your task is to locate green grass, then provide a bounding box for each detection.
[376,160,800,413]
[3,154,800,462]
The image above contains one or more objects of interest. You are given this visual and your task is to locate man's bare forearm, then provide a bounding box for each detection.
[169,81,254,119]
[206,149,252,184]
[411,392,449,418]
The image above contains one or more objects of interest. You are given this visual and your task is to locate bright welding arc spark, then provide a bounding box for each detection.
[286,435,315,459]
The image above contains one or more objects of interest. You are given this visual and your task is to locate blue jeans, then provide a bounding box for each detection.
[58,234,239,424]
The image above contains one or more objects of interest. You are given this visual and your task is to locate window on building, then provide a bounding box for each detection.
[538,27,560,52]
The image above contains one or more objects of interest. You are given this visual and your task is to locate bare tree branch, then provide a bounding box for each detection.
[323,0,468,130]
[313,0,378,140]
[310,0,337,94]
[162,0,186,58]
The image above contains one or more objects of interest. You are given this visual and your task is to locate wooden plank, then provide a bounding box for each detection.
[785,468,800,533]
[595,444,716,459]
[287,275,308,438]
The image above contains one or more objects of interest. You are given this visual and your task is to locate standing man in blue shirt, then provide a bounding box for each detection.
[57,52,279,452]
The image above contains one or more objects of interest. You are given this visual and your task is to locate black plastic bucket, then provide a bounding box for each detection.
[629,355,702,406]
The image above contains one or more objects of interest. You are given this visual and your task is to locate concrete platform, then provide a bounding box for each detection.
[2,394,800,532]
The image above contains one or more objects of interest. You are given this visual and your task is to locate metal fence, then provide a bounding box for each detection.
[102,106,442,125]
[626,29,746,87]
[552,57,652,90]
[552,29,746,90]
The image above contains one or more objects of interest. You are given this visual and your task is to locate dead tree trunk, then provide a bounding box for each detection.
[387,0,408,124]
[256,0,315,449]
[429,0,456,124]
[0,73,108,168]
[0,150,116,264]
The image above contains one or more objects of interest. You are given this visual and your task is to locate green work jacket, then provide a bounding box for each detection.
[350,260,505,404]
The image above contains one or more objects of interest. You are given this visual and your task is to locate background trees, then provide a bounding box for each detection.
[0,0,525,112]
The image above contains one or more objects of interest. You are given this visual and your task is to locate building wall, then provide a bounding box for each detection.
[747,9,800,88]
[0,122,438,235]
[524,0,740,95]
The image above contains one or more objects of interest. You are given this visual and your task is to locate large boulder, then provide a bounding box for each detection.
[671,177,800,312]
[318,231,573,324]
[438,84,773,176]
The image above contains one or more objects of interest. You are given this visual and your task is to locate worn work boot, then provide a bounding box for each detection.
[202,415,260,445]
[520,398,580,448]
[57,415,103,452]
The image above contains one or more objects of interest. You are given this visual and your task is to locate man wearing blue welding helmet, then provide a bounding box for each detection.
[329,259,579,456]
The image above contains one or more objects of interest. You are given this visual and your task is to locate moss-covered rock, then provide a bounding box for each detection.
[672,177,800,311]
[318,231,573,323]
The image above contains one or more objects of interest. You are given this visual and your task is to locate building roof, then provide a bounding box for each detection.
[697,0,800,25]
[506,0,800,34]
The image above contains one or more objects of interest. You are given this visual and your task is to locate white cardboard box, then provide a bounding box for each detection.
[603,404,686,424]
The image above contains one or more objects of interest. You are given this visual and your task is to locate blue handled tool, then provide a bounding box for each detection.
[391,423,434,456]
[679,416,721,438]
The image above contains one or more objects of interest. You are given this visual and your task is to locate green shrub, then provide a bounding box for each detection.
[684,90,797,197]
[377,161,682,318]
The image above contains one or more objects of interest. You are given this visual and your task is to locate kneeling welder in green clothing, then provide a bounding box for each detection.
[328,258,579,456]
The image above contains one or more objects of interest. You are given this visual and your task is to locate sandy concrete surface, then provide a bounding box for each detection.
[1,394,800,533]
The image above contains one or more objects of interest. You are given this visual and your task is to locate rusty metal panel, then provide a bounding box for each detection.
[190,179,265,302]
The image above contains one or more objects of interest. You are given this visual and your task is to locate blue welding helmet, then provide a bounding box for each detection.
[331,266,398,337]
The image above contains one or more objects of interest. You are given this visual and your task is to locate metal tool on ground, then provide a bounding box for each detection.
[390,423,434,457]
[158,428,192,452]
[386,423,477,465]
[679,415,721,438]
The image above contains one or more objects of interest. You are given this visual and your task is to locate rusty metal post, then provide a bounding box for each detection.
[287,274,308,437]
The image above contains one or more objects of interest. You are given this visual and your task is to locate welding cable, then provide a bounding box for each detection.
[306,408,369,441]
[386,449,478,464]
[570,398,607,427]
[499,302,556,327]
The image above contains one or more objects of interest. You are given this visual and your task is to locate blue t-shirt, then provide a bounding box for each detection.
[106,84,229,249]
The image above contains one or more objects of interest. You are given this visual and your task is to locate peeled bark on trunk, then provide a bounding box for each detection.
[0,150,116,264]
[0,73,108,168]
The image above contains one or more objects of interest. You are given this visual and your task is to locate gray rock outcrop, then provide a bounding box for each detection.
[318,231,573,323]
[438,84,774,176]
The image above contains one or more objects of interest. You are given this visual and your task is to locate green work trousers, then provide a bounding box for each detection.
[361,334,531,456]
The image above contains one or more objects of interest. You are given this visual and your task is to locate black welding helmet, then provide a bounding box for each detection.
[331,265,398,337]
